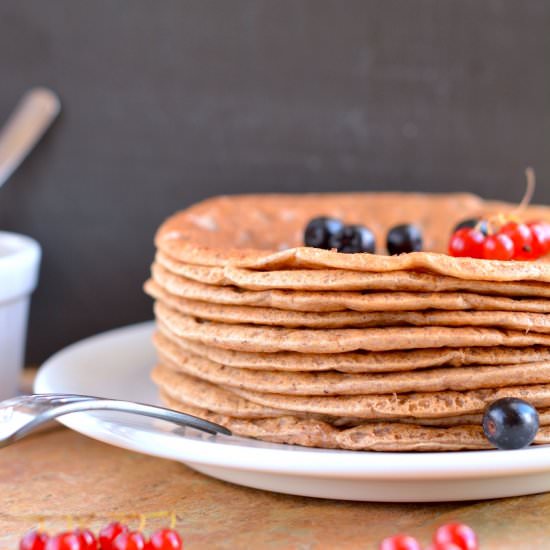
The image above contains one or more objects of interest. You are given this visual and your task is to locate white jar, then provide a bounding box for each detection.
[0,232,41,399]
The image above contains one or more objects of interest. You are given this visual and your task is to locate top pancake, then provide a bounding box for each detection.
[155,193,550,282]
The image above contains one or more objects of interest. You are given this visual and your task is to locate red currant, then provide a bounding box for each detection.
[433,522,478,550]
[112,532,147,550]
[528,220,550,257]
[74,529,97,550]
[500,222,534,260]
[20,531,50,550]
[44,533,81,550]
[379,534,421,550]
[149,529,183,550]
[483,233,514,260]
[427,544,463,550]
[448,227,485,258]
[99,523,129,550]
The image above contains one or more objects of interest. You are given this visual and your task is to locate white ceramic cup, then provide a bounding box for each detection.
[0,231,41,400]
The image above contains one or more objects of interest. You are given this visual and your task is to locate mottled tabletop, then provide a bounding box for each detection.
[1,428,550,549]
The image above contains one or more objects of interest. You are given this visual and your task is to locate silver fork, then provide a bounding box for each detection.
[0,393,231,448]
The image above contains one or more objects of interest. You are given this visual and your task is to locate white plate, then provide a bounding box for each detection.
[35,321,550,502]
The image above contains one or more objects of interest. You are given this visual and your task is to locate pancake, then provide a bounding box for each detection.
[159,391,550,452]
[155,331,550,396]
[155,193,550,282]
[233,382,550,420]
[156,301,550,354]
[148,283,550,331]
[158,322,550,373]
[149,266,550,310]
[152,364,550,422]
[153,258,550,296]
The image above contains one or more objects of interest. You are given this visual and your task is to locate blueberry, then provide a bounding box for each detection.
[304,217,344,249]
[482,398,539,450]
[386,224,423,255]
[328,224,376,253]
[453,218,489,236]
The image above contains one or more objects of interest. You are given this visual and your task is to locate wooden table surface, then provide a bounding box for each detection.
[2,427,550,549]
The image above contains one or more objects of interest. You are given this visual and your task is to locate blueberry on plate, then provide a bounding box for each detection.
[329,224,376,254]
[482,397,539,450]
[386,224,423,255]
[453,218,489,236]
[304,217,344,249]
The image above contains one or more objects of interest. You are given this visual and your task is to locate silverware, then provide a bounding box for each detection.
[0,87,61,188]
[0,393,230,448]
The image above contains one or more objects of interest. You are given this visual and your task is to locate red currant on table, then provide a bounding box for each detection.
[20,531,50,550]
[74,529,97,550]
[448,227,485,258]
[149,529,183,550]
[379,534,421,550]
[112,531,147,550]
[528,220,550,257]
[483,233,515,260]
[433,522,478,550]
[44,533,81,550]
[500,221,535,260]
[428,544,463,550]
[99,523,129,550]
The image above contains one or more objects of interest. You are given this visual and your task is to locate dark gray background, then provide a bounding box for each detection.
[0,1,548,362]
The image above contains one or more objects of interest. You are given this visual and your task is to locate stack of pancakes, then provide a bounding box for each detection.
[145,193,550,451]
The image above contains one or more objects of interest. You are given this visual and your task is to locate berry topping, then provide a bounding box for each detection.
[500,221,534,260]
[44,533,81,550]
[386,224,423,255]
[448,168,550,261]
[328,224,376,253]
[99,523,129,550]
[482,233,515,260]
[149,528,183,550]
[20,531,49,550]
[528,220,550,257]
[74,529,97,550]
[304,217,344,249]
[453,218,488,236]
[448,227,485,258]
[112,532,147,550]
[379,534,421,550]
[433,523,478,550]
[483,398,539,450]
[449,218,550,261]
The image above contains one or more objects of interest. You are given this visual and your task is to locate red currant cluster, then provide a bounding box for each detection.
[449,219,550,261]
[19,522,182,550]
[380,522,477,550]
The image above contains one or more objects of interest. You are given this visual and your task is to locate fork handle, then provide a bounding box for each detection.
[12,399,231,443]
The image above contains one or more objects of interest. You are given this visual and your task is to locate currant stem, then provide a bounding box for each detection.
[516,167,536,215]
[485,167,536,232]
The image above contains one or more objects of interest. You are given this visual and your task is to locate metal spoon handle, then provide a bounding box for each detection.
[0,87,61,188]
